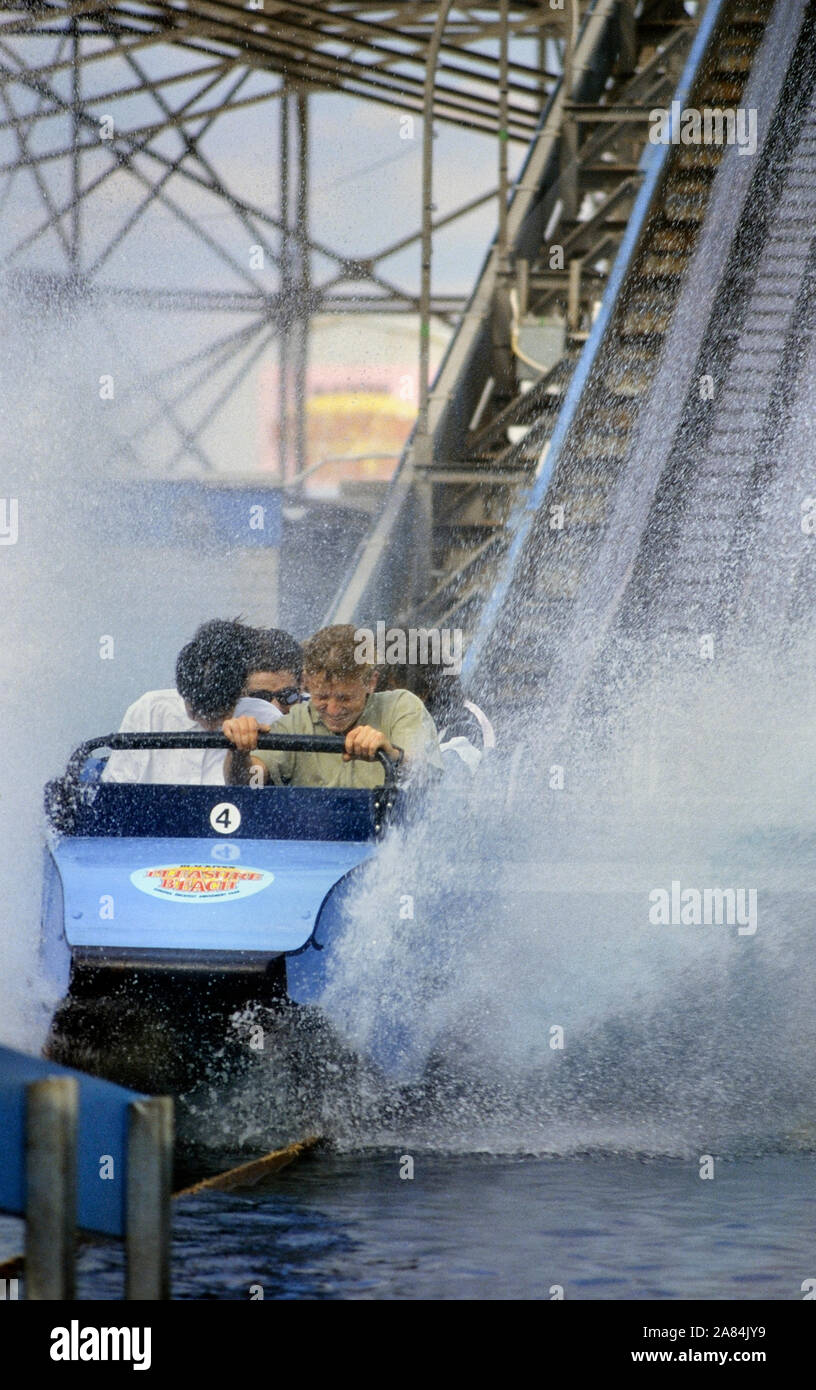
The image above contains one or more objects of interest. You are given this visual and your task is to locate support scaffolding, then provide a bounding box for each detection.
[1,3,577,480]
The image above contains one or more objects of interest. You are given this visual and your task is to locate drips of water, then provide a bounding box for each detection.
[3,290,815,1161]
[189,642,816,1158]
[0,286,278,1048]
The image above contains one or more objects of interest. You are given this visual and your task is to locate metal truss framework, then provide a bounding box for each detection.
[328,0,706,631]
[0,2,587,477]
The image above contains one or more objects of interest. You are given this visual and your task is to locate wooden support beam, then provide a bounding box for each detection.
[25,1077,77,1301]
[125,1097,173,1302]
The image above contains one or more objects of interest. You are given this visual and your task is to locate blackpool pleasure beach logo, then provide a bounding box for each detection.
[130,864,273,901]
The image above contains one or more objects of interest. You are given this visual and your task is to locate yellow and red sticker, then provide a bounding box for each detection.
[130,863,274,902]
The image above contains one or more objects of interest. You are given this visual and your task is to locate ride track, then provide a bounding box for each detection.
[329,0,816,750]
[467,0,816,732]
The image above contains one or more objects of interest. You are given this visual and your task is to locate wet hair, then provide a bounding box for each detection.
[302,624,372,682]
[383,661,479,742]
[246,628,303,682]
[386,662,459,719]
[175,618,253,718]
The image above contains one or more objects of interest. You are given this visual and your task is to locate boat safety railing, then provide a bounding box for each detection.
[61,731,398,789]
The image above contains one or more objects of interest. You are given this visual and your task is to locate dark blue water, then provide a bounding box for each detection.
[3,1150,814,1299]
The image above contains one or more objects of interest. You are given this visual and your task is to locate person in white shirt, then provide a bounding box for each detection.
[379,658,495,778]
[102,620,302,785]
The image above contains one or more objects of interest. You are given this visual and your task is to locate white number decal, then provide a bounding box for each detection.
[209,801,241,834]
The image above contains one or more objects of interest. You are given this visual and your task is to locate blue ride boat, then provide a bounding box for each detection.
[41,731,399,1092]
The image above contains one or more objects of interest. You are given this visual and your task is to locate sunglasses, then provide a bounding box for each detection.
[248,686,301,707]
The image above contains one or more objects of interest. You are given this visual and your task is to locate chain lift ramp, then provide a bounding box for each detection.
[328,0,708,630]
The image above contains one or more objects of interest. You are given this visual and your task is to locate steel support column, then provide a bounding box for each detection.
[278,86,290,484]
[412,0,454,608]
[294,91,310,481]
[491,0,515,401]
[70,15,80,274]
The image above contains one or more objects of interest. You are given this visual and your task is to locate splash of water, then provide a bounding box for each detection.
[4,293,815,1160]
[195,641,816,1158]
[0,283,279,1049]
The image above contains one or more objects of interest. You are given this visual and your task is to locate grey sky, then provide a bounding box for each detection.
[1,31,532,471]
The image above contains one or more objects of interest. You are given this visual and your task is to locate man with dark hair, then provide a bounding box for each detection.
[174,618,252,722]
[103,618,287,784]
[223,623,441,788]
[242,628,303,714]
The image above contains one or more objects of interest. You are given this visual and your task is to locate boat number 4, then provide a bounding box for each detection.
[210,802,241,834]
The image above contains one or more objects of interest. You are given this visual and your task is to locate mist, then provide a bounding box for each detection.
[0,285,279,1047]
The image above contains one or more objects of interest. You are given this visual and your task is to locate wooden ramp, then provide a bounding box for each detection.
[174,1136,321,1197]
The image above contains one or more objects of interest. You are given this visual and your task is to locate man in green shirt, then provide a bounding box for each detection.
[222,624,442,788]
